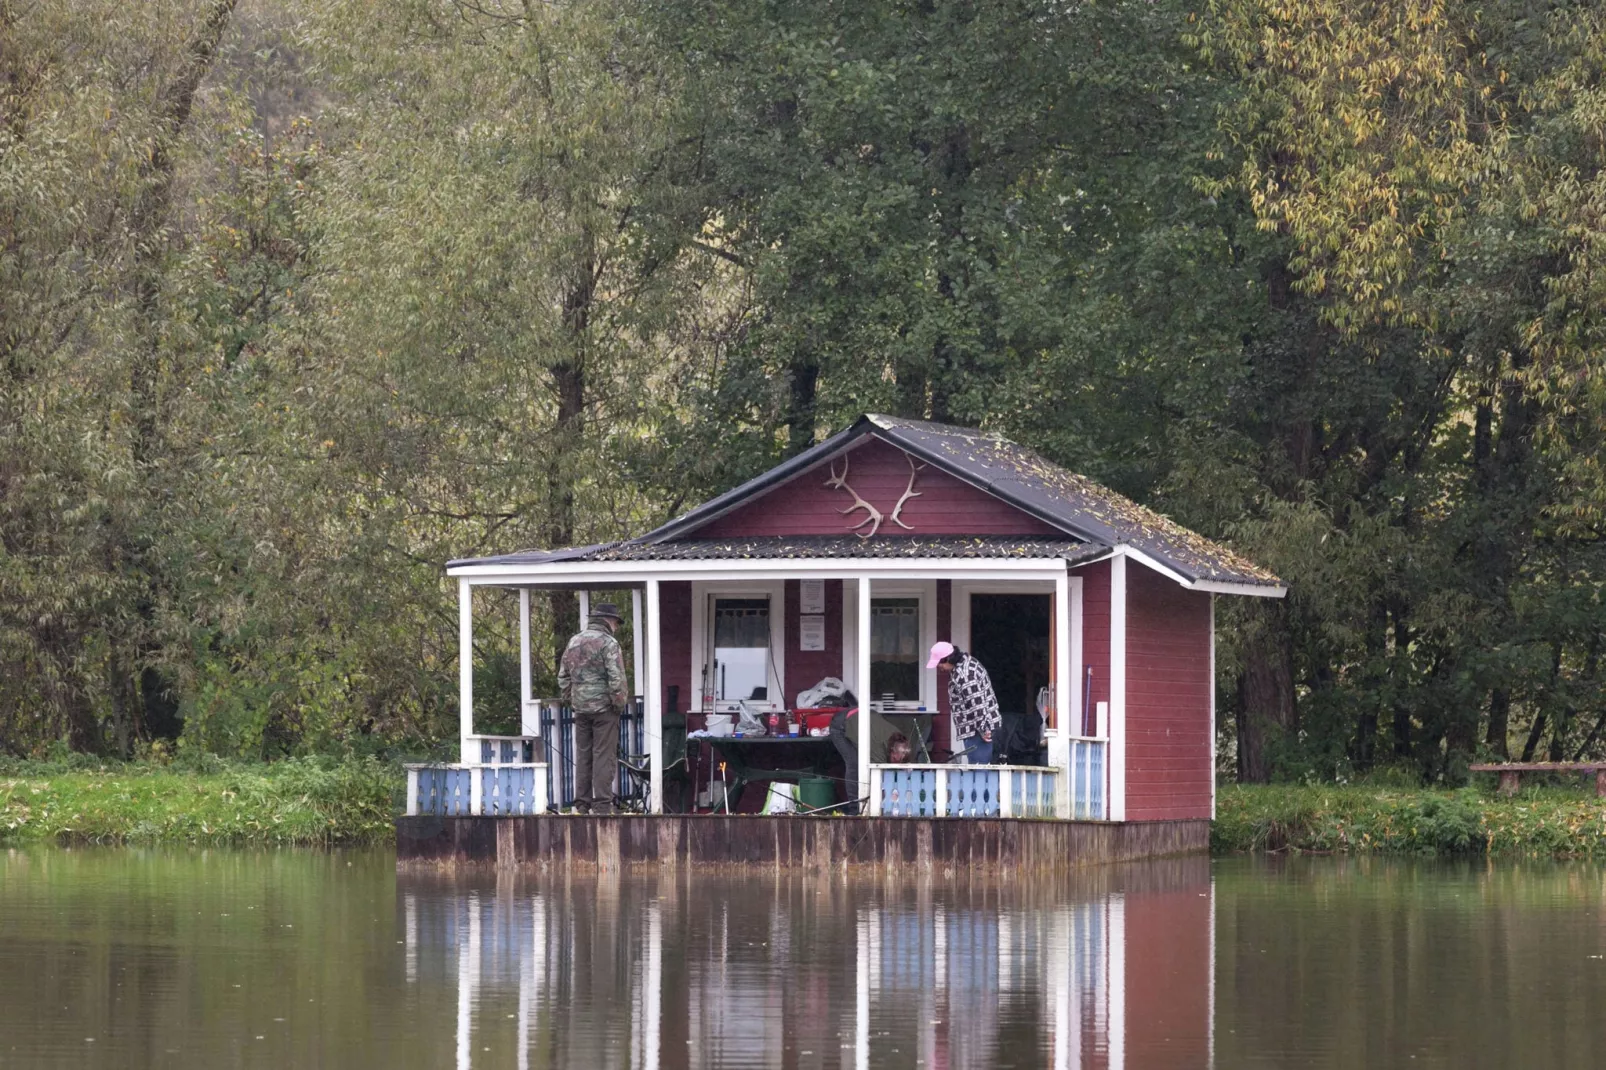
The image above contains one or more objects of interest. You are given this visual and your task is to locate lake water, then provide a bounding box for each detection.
[2,848,1605,1069]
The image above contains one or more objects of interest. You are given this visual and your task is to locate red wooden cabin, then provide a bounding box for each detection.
[439,414,1283,827]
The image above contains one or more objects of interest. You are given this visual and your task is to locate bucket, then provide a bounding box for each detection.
[795,776,835,811]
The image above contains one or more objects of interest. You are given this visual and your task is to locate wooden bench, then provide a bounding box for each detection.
[1469,762,1606,797]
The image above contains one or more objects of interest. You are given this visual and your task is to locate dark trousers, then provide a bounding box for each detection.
[828,709,858,811]
[574,708,621,813]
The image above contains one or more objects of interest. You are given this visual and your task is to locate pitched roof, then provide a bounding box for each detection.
[448,415,1282,591]
[634,414,1280,588]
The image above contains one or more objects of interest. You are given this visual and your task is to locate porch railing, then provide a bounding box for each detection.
[1065,737,1108,820]
[405,763,549,816]
[867,764,1060,819]
[469,735,540,765]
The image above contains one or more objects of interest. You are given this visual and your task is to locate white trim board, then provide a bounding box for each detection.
[449,557,1075,584]
[1109,554,1127,822]
[1107,545,1286,599]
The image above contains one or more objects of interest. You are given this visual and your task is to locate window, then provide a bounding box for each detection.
[712,598,772,703]
[870,597,921,702]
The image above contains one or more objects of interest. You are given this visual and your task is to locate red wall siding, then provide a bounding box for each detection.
[697,437,1061,538]
[784,579,844,707]
[1124,564,1213,821]
[659,581,693,720]
[1073,559,1112,738]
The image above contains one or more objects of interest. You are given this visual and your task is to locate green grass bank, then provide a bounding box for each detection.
[9,762,1606,857]
[0,757,402,847]
[1214,783,1606,858]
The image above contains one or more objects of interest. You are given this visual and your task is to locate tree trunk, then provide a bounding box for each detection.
[784,354,819,456]
[1548,642,1573,762]
[112,0,239,753]
[546,252,593,668]
[1520,711,1546,764]
[1236,600,1296,783]
[894,359,928,419]
[1486,688,1510,760]
[926,123,972,425]
[1391,610,1413,761]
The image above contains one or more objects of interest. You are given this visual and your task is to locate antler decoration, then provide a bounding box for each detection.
[890,454,926,529]
[824,458,885,538]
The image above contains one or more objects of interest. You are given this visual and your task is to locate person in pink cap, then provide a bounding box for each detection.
[928,642,1001,764]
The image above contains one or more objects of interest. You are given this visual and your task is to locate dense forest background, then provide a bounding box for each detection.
[7,0,1606,782]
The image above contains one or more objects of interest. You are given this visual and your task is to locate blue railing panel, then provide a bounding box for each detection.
[879,767,939,817]
[1068,739,1107,819]
[417,766,473,816]
[481,766,539,816]
[945,769,1000,817]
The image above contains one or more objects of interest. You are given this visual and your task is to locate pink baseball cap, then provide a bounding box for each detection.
[926,641,955,669]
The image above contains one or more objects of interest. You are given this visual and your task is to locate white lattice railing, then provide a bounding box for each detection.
[405,764,550,817]
[867,764,1061,819]
[465,734,541,766]
[1064,738,1108,820]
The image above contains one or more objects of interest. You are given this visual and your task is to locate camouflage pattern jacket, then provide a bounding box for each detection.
[557,623,628,716]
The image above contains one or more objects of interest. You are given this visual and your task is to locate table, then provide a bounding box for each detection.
[705,736,839,811]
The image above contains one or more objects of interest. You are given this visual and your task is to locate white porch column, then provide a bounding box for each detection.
[1051,570,1072,818]
[631,588,645,699]
[519,588,534,736]
[578,590,590,624]
[459,577,474,764]
[1109,554,1128,822]
[856,576,872,807]
[645,579,665,813]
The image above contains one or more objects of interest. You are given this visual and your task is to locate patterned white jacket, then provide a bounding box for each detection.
[947,653,1001,739]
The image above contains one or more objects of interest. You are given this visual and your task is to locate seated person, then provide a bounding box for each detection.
[886,732,912,764]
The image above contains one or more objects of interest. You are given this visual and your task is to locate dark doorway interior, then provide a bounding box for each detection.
[970,594,1051,718]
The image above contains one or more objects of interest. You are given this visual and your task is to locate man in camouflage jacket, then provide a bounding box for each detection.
[557,602,629,814]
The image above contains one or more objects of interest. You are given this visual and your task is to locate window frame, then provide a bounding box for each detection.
[689,581,786,713]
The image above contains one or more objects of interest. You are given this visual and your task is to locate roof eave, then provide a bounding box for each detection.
[1094,543,1285,596]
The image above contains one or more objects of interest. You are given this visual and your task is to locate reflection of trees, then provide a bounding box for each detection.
[1214,856,1606,1069]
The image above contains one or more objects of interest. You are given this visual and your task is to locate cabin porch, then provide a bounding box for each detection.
[405,551,1111,824]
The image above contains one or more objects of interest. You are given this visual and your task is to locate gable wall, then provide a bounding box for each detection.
[1124,563,1213,821]
[695,437,1062,539]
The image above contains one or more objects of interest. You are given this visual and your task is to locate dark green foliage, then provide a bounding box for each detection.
[6,0,1606,790]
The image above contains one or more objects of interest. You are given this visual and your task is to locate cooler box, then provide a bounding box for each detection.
[796,707,848,733]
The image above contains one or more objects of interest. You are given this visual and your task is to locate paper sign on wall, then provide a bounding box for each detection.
[800,579,826,615]
[799,614,827,651]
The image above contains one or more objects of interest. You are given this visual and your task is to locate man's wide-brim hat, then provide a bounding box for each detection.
[590,602,625,622]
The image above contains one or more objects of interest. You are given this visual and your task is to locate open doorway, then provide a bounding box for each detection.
[970,594,1051,762]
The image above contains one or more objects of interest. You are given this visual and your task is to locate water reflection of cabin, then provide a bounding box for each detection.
[398,858,1216,1068]
[418,414,1282,839]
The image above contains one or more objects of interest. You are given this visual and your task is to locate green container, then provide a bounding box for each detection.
[795,776,835,811]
